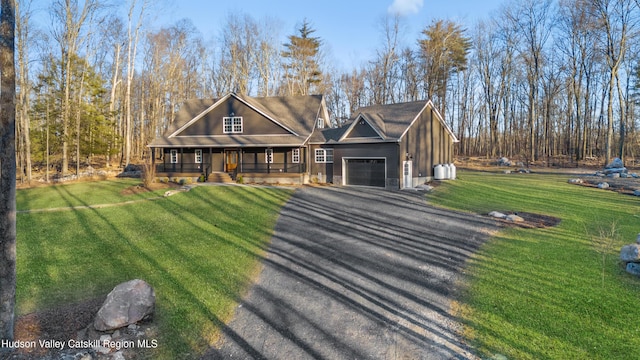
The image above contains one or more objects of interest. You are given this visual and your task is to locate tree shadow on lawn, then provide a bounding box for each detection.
[13,186,289,359]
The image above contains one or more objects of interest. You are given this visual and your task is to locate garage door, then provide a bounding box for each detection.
[344,159,386,187]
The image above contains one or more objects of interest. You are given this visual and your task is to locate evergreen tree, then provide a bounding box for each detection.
[418,19,471,114]
[31,54,116,170]
[281,19,322,96]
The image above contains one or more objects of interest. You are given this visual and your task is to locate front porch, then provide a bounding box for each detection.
[152,147,308,183]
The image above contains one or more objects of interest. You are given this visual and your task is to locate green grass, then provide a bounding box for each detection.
[17,181,292,359]
[429,171,640,360]
[16,178,168,210]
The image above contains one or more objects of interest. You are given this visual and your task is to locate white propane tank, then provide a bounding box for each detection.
[443,164,451,179]
[450,163,456,180]
[434,164,444,180]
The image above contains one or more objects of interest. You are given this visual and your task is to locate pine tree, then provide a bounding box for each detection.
[281,19,322,96]
[31,54,115,171]
[418,19,471,114]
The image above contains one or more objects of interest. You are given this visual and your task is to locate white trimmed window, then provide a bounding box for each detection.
[315,149,333,163]
[317,118,325,129]
[223,116,243,133]
[326,149,333,163]
[265,149,273,163]
[195,149,203,163]
[170,149,178,163]
[292,149,300,163]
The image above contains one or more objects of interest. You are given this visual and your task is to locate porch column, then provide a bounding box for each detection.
[284,149,288,173]
[303,147,308,173]
[209,148,212,175]
[267,147,271,174]
[180,148,184,173]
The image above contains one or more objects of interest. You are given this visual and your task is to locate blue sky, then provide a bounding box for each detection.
[161,0,506,69]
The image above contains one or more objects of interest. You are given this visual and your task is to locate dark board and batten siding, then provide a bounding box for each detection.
[177,96,290,137]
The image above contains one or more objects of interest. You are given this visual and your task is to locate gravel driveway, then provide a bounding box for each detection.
[204,186,498,360]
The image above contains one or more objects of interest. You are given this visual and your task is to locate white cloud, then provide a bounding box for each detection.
[387,0,424,16]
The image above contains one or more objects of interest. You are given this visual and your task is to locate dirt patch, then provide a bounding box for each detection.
[8,297,159,360]
[8,297,104,359]
[493,212,561,229]
[572,175,640,196]
[120,182,176,196]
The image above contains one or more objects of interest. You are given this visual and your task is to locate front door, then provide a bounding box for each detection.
[403,160,412,188]
[226,150,238,172]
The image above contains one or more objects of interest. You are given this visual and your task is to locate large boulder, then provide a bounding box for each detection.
[497,157,511,167]
[620,244,640,263]
[604,157,627,175]
[605,157,624,169]
[94,279,155,331]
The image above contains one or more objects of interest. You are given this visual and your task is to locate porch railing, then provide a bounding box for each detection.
[239,163,306,174]
[156,163,208,173]
[155,162,306,174]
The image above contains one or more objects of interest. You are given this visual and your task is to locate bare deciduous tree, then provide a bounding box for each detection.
[504,0,554,163]
[15,0,31,183]
[592,0,637,163]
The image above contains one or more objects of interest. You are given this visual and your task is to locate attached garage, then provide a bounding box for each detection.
[316,99,457,190]
[343,158,386,187]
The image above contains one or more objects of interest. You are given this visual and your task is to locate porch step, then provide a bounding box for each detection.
[208,172,234,184]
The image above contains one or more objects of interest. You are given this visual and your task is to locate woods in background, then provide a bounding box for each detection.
[14,0,640,182]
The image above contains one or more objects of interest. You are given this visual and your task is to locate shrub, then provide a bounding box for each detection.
[236,175,244,184]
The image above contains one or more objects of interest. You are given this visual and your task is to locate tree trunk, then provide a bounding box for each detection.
[15,0,29,183]
[107,43,121,168]
[0,0,16,344]
[605,73,614,164]
[75,70,86,176]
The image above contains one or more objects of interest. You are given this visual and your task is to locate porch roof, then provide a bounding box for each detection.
[148,134,308,148]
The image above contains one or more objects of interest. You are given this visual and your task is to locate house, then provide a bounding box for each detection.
[148,93,458,189]
[148,92,330,184]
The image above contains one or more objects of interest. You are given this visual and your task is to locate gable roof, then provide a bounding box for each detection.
[355,100,428,139]
[149,93,325,148]
[235,93,325,137]
[341,114,385,140]
[320,100,458,144]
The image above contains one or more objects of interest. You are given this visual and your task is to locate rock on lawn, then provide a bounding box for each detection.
[94,279,155,331]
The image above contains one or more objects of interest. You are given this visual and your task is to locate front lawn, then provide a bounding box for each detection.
[429,171,640,359]
[16,178,168,210]
[17,181,292,358]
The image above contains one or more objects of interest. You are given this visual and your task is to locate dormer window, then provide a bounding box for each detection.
[223,116,243,133]
[317,118,325,129]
